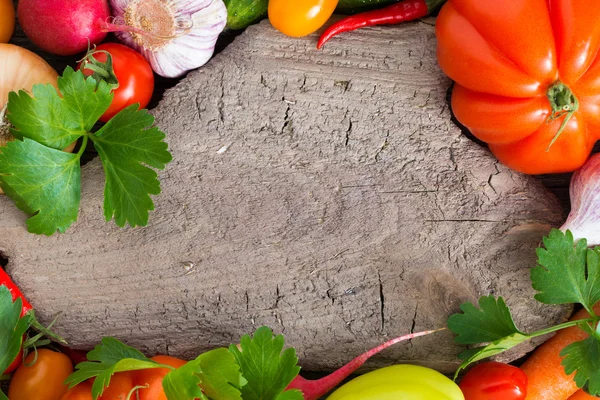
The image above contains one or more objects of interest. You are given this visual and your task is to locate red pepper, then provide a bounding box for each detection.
[0,267,32,317]
[317,0,446,49]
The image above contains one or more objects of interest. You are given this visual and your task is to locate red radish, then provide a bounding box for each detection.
[17,0,111,56]
[287,328,443,400]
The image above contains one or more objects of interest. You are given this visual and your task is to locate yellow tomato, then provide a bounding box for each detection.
[0,0,15,43]
[268,0,339,37]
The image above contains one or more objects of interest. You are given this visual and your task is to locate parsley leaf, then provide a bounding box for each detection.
[229,326,302,400]
[561,334,600,396]
[7,67,112,150]
[91,105,172,228]
[162,348,245,400]
[65,337,164,400]
[447,295,524,344]
[531,229,600,313]
[0,286,32,374]
[0,67,172,234]
[0,139,81,235]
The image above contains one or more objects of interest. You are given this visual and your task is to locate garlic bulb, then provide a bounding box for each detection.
[108,0,227,78]
[561,153,600,246]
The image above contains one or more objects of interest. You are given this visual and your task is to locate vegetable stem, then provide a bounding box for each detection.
[76,135,89,160]
[546,81,579,151]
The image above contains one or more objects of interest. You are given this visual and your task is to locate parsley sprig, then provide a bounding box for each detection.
[65,326,301,400]
[0,67,172,235]
[448,229,600,394]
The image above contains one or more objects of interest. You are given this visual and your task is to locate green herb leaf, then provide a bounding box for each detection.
[561,334,600,396]
[90,105,172,228]
[163,348,245,400]
[229,326,301,400]
[7,67,112,150]
[0,138,81,235]
[447,295,524,345]
[0,286,32,374]
[531,229,600,313]
[65,337,164,400]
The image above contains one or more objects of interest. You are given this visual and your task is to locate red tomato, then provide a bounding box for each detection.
[268,0,339,37]
[78,43,154,122]
[459,362,527,400]
[60,381,93,400]
[133,355,187,400]
[436,0,600,174]
[8,349,73,400]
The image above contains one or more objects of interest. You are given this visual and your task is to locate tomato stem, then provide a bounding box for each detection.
[546,82,579,151]
[0,104,14,145]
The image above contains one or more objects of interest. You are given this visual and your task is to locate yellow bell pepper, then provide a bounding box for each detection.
[326,364,465,400]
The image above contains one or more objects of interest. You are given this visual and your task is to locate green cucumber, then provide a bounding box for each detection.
[336,0,399,14]
[224,0,268,30]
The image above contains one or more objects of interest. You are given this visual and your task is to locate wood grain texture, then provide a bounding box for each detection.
[2,18,571,372]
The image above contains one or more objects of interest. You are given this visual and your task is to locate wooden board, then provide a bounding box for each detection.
[2,19,570,373]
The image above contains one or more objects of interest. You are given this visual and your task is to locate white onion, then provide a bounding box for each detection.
[108,0,227,78]
[561,153,600,246]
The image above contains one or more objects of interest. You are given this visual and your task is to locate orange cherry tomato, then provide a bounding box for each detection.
[0,0,15,43]
[98,371,136,400]
[133,355,187,400]
[8,349,73,400]
[268,0,339,37]
[60,381,93,400]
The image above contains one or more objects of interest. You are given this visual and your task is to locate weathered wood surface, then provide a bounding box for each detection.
[2,20,571,372]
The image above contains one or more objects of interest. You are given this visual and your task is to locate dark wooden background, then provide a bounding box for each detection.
[7,8,574,215]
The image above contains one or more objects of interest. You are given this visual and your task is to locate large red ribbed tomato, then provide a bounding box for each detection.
[436,0,600,174]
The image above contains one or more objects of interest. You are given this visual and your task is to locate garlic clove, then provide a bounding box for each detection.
[561,153,600,246]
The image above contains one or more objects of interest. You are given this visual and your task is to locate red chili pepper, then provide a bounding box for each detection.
[0,267,32,316]
[317,0,446,49]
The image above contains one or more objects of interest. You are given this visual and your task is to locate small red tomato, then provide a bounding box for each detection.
[78,43,154,122]
[459,362,527,400]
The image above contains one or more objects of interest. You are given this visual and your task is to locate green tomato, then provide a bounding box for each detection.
[326,364,465,400]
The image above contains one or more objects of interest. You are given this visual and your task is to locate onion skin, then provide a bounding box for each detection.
[0,44,76,194]
[561,153,600,246]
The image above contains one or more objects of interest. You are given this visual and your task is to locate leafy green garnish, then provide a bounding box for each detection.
[531,230,600,314]
[163,348,246,400]
[448,229,600,395]
[65,337,166,400]
[91,105,171,228]
[0,67,172,235]
[229,326,302,400]
[448,296,523,345]
[0,286,32,400]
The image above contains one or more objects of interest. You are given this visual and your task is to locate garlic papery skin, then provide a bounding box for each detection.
[561,153,600,246]
[109,0,227,78]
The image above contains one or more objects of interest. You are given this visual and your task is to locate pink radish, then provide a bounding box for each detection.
[17,0,111,56]
[288,328,443,399]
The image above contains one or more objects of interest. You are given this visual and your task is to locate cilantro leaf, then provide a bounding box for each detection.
[0,138,81,235]
[531,229,600,313]
[90,105,172,228]
[561,334,600,396]
[0,286,32,373]
[163,348,245,400]
[65,337,163,400]
[7,67,112,150]
[229,326,301,400]
[447,295,524,344]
